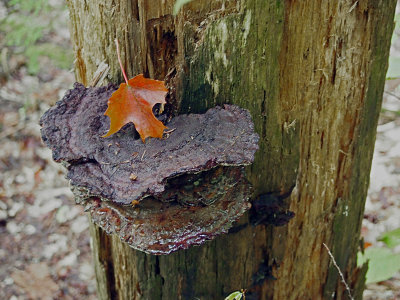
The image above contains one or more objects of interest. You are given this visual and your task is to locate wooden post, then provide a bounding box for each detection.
[66,0,396,299]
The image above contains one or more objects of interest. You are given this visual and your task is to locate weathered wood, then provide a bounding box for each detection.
[276,2,396,299]
[65,0,396,299]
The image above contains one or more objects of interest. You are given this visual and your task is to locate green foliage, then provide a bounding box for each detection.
[3,16,44,48]
[381,107,400,116]
[173,0,194,15]
[2,0,50,47]
[9,0,50,15]
[24,43,72,74]
[357,247,400,284]
[224,291,243,300]
[0,0,72,74]
[379,227,400,249]
[358,228,400,285]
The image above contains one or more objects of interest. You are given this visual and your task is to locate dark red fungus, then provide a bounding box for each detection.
[40,83,259,254]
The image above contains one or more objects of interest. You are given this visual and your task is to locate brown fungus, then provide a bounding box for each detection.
[40,83,259,254]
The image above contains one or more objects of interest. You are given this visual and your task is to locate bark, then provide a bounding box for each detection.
[66,0,396,299]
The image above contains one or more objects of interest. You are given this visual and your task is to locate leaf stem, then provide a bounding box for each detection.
[115,38,129,85]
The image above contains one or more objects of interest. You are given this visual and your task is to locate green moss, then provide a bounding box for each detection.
[180,0,298,194]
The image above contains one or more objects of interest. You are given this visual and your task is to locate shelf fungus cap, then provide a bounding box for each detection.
[40,83,259,255]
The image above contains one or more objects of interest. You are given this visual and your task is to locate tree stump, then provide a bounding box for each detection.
[62,0,397,298]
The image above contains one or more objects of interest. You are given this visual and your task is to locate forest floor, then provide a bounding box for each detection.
[0,1,96,299]
[0,1,399,300]
[361,82,400,300]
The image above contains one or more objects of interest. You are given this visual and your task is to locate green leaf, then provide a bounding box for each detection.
[386,57,400,79]
[224,291,243,300]
[379,227,400,248]
[173,0,194,15]
[357,247,400,284]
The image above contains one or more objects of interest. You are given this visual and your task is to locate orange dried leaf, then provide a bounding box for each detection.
[364,242,372,249]
[102,74,167,142]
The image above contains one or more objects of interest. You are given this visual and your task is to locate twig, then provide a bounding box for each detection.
[164,128,176,134]
[241,289,246,300]
[115,38,129,85]
[99,160,130,166]
[141,150,146,161]
[90,61,110,87]
[106,160,131,179]
[348,1,358,13]
[323,243,354,300]
[118,160,131,165]
[384,90,400,101]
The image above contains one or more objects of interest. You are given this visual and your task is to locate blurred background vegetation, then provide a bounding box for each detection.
[0,0,72,76]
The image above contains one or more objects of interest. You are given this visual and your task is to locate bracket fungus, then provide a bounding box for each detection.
[40,83,259,254]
